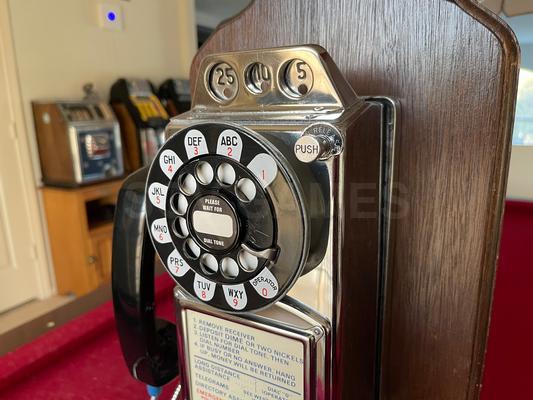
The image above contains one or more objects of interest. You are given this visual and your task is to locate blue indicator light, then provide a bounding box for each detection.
[107,11,116,22]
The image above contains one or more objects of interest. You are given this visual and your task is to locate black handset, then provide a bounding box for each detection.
[111,167,178,387]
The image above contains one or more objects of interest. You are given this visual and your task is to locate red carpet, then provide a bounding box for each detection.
[0,274,178,400]
[0,200,531,399]
[482,201,533,400]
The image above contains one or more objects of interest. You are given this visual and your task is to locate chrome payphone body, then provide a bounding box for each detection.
[112,45,396,400]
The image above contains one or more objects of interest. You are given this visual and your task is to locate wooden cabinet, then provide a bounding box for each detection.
[41,180,123,296]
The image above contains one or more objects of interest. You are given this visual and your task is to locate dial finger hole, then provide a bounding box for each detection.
[195,161,214,185]
[221,257,239,279]
[172,217,189,238]
[216,163,236,186]
[171,193,188,215]
[235,178,257,202]
[238,250,259,272]
[200,253,218,275]
[184,238,201,259]
[179,173,197,196]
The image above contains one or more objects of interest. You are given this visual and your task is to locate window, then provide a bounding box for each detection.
[513,68,533,145]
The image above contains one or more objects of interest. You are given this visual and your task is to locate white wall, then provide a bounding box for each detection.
[5,0,196,297]
[8,0,197,183]
[507,147,533,200]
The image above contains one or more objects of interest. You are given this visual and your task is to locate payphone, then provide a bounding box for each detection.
[110,79,169,172]
[112,46,396,399]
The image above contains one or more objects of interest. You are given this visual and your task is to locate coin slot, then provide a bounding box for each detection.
[195,161,214,185]
[200,253,219,275]
[235,178,257,202]
[280,59,314,99]
[184,238,201,260]
[238,250,259,272]
[179,173,197,196]
[171,193,188,215]
[221,257,239,279]
[172,217,189,238]
[216,163,236,186]
[245,62,272,95]
[207,62,238,102]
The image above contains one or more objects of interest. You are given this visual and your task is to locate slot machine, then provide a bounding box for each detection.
[158,79,191,117]
[110,79,169,172]
[33,100,124,186]
[112,45,396,400]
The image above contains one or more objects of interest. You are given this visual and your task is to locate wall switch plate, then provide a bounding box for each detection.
[97,2,123,31]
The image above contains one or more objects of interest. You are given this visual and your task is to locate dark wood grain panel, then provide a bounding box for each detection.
[190,1,519,398]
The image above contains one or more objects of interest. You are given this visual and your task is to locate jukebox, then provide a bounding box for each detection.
[110,79,169,172]
[112,46,396,400]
